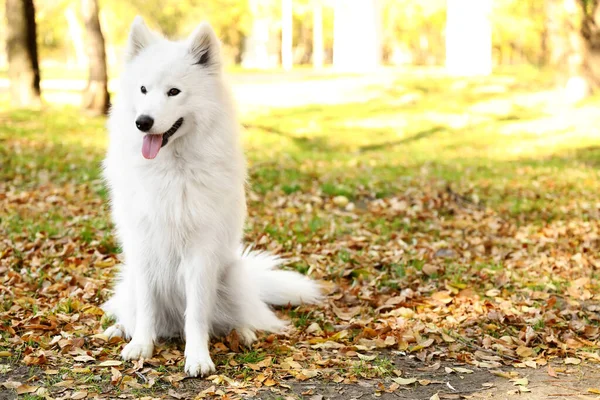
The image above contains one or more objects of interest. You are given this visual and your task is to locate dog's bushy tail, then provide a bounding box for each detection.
[240,248,323,306]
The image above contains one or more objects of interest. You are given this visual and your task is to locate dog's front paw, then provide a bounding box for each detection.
[104,324,125,339]
[121,341,154,360]
[184,355,216,377]
[238,327,257,347]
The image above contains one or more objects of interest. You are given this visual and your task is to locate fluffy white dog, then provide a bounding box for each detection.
[101,16,322,377]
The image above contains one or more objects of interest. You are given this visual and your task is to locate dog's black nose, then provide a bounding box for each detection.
[135,115,154,132]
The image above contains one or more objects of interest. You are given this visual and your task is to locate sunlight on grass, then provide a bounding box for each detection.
[2,67,600,209]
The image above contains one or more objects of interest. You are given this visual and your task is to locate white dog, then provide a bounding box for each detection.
[101,16,322,377]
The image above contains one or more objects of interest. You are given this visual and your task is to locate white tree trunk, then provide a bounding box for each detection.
[445,0,492,76]
[313,0,324,69]
[241,0,275,69]
[333,0,382,71]
[64,6,86,68]
[281,0,293,70]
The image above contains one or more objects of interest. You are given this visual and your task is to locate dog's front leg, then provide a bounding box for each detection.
[183,250,219,377]
[121,267,156,361]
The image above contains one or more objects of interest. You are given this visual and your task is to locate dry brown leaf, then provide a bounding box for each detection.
[71,390,88,399]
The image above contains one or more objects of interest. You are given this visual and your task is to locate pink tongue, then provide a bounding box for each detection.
[142,134,163,159]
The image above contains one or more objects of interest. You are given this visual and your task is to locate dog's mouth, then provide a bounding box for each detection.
[141,118,184,160]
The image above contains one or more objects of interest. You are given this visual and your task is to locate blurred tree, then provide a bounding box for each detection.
[577,0,600,89]
[81,0,109,115]
[123,0,252,63]
[333,0,382,71]
[282,0,292,69]
[5,0,40,107]
[65,5,86,67]
[381,0,445,65]
[312,0,324,68]
[446,0,492,75]
[545,0,600,100]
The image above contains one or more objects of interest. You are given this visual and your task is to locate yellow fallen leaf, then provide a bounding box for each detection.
[454,367,474,374]
[71,390,88,399]
[333,195,349,207]
[512,377,528,386]
[430,291,453,304]
[409,338,434,352]
[516,346,534,358]
[422,264,439,276]
[53,380,74,387]
[2,381,21,390]
[357,353,377,361]
[588,388,600,394]
[16,385,39,395]
[441,333,455,343]
[97,360,122,367]
[0,351,12,357]
[392,377,417,385]
[90,333,109,341]
[264,378,277,387]
[565,357,581,365]
[74,355,95,363]
[490,370,517,379]
[430,394,441,400]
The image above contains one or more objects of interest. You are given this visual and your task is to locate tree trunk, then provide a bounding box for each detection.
[445,0,492,76]
[81,0,109,115]
[578,0,600,90]
[281,0,293,70]
[65,6,87,68]
[313,0,324,69]
[333,0,382,71]
[5,0,41,107]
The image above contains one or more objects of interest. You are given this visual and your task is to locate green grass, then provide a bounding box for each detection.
[3,67,600,215]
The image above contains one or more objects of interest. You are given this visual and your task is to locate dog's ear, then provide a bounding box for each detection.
[125,16,160,62]
[188,22,220,67]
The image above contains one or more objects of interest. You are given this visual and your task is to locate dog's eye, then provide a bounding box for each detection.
[140,86,147,94]
[167,88,181,97]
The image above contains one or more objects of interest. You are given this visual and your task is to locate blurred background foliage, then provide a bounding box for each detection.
[0,0,568,69]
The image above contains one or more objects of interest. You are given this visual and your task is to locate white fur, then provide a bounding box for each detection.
[101,17,322,377]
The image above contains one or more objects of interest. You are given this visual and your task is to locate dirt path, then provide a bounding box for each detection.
[3,356,599,399]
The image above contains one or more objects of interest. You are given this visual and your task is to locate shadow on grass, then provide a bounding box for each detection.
[358,126,447,152]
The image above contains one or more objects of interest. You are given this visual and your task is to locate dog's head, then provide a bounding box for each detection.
[119,17,223,159]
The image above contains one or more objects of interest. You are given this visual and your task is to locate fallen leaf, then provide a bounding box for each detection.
[168,389,185,399]
[547,364,558,378]
[16,385,39,395]
[453,367,473,374]
[357,353,377,361]
[512,377,529,386]
[565,357,581,365]
[392,377,417,385]
[2,381,21,390]
[98,360,122,367]
[71,390,88,399]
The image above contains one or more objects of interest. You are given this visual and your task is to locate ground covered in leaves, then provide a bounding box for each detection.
[2,68,600,399]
